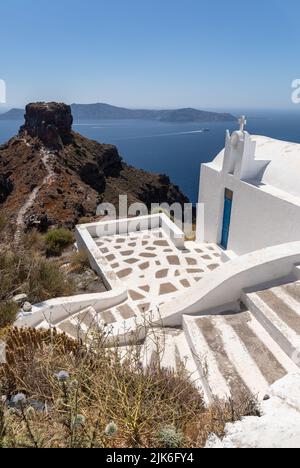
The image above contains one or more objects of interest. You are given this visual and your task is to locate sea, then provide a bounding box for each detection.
[1,109,300,203]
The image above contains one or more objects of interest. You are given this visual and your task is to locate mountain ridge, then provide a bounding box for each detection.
[0,103,236,123]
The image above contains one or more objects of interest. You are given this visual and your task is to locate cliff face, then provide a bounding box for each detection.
[0,102,189,231]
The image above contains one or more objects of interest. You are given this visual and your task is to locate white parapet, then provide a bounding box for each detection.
[15,288,127,329]
[158,241,300,326]
[76,213,185,248]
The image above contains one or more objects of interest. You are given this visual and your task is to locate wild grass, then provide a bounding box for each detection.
[68,251,90,274]
[0,326,259,448]
[0,302,19,330]
[78,217,93,225]
[0,250,75,314]
[22,229,46,254]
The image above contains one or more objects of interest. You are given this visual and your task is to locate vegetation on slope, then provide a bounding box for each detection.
[0,223,76,329]
[0,327,258,448]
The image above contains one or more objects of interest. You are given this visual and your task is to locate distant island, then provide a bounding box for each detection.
[0,103,236,123]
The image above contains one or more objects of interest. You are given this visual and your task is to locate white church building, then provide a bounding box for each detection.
[198,116,300,256]
[16,118,300,446]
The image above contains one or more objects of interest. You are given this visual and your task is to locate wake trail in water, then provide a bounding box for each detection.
[112,129,207,142]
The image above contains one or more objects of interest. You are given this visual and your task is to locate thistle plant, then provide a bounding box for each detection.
[156,425,185,448]
[104,422,118,438]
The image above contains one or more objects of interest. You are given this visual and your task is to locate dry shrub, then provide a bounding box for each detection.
[1,327,81,397]
[186,393,260,447]
[0,250,75,307]
[22,229,46,254]
[0,302,19,329]
[78,217,93,225]
[0,326,258,448]
[68,251,90,274]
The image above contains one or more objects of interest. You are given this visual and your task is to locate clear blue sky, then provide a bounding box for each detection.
[1,0,300,110]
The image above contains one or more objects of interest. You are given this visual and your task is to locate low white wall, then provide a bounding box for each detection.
[77,214,185,250]
[75,214,185,292]
[15,288,127,329]
[159,241,300,326]
[75,225,123,290]
[160,214,185,249]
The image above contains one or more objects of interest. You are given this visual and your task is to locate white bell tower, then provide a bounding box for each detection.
[222,116,269,181]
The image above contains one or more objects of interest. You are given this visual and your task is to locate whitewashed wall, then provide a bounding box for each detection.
[198,164,300,256]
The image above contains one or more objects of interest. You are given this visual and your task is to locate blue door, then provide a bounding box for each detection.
[220,189,233,249]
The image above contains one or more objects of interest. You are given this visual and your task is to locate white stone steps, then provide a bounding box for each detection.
[75,306,98,331]
[58,320,85,341]
[183,309,296,402]
[274,285,300,317]
[243,290,300,365]
[257,289,300,334]
[221,312,292,388]
[140,329,182,373]
[140,330,161,368]
[174,332,209,403]
[111,345,142,363]
[246,313,299,375]
[214,316,269,398]
[183,315,231,402]
[158,330,180,371]
[283,281,300,304]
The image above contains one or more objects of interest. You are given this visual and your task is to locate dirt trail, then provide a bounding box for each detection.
[14,146,56,245]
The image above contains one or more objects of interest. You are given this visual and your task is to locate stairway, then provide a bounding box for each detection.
[138,328,208,400]
[54,280,300,404]
[55,299,142,340]
[183,310,298,402]
[242,281,300,365]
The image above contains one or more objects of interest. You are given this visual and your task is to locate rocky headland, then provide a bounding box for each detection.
[0,102,189,232]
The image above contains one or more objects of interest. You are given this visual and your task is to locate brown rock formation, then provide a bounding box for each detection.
[20,102,73,148]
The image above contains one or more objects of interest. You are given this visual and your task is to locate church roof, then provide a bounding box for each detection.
[210,135,300,199]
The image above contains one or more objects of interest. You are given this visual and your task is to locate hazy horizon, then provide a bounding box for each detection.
[2,103,300,115]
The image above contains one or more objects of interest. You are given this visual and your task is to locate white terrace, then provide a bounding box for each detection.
[93,226,222,309]
[72,214,223,328]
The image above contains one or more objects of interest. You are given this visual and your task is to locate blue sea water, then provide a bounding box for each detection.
[1,110,300,203]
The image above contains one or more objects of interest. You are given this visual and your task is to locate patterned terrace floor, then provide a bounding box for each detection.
[95,228,223,312]
[55,229,224,338]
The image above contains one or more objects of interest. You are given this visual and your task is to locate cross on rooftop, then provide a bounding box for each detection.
[239,115,247,132]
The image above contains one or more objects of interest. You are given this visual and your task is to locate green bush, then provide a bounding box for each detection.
[0,301,19,329]
[44,229,74,257]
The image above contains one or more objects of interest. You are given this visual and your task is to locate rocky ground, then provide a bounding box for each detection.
[52,246,107,295]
